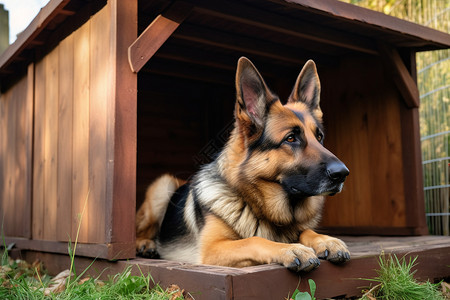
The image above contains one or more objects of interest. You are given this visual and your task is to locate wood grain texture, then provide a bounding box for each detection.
[0,75,32,243]
[398,51,427,234]
[57,34,74,242]
[400,106,428,234]
[72,21,91,243]
[5,237,135,260]
[12,68,33,238]
[33,58,46,240]
[0,86,4,230]
[23,64,34,239]
[43,47,59,240]
[88,5,110,243]
[4,80,16,236]
[106,0,137,245]
[320,56,407,230]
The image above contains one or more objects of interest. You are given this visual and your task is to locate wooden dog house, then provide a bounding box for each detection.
[1,0,450,298]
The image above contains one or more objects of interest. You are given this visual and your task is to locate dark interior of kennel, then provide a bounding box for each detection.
[134,0,435,235]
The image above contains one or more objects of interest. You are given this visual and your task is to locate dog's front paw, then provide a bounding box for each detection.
[277,244,320,272]
[311,236,350,264]
[136,238,160,259]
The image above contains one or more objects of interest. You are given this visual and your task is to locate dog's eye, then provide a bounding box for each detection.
[316,129,324,143]
[285,134,297,143]
[317,133,323,142]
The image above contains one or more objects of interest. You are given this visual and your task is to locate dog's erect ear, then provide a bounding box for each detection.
[289,60,321,112]
[235,57,272,128]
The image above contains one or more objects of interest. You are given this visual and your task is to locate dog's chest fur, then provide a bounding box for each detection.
[191,162,322,243]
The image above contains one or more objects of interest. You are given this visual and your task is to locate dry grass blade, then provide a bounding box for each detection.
[41,269,73,296]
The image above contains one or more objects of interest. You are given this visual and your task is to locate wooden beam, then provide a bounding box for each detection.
[128,1,192,73]
[173,23,334,66]
[141,58,234,85]
[378,43,420,108]
[5,237,135,260]
[154,41,312,77]
[189,0,378,56]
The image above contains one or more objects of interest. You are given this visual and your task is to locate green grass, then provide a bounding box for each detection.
[0,191,189,299]
[0,250,188,299]
[360,254,445,300]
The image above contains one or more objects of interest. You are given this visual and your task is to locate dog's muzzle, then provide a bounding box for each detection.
[281,160,349,198]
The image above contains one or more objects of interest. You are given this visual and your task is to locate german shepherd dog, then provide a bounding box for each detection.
[136,57,350,272]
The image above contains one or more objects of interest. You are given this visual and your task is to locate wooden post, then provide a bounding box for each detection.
[397,49,428,235]
[104,0,138,257]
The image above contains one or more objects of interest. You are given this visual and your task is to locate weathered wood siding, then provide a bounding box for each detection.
[0,66,33,239]
[32,6,110,244]
[2,1,137,259]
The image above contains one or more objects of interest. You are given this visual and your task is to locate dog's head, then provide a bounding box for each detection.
[232,57,349,199]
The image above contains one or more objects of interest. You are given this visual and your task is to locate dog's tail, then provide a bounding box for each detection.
[136,174,185,257]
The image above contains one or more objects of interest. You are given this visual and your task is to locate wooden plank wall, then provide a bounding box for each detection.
[0,66,33,238]
[319,56,407,232]
[1,1,136,259]
[32,6,111,244]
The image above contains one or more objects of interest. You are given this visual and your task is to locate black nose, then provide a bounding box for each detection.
[326,161,349,183]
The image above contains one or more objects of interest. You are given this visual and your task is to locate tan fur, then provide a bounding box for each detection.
[200,215,318,271]
[135,174,185,253]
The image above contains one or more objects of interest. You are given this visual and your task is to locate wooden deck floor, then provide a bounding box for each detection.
[344,235,450,257]
[14,235,450,299]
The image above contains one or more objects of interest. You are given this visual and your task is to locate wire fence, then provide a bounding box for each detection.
[344,0,450,235]
[412,1,449,235]
[418,47,450,235]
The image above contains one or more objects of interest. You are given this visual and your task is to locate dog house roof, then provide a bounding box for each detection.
[1,0,449,81]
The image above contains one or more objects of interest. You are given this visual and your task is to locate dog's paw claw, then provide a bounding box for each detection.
[136,239,160,259]
[308,235,350,264]
[328,250,350,263]
[283,244,320,272]
[288,257,320,272]
[302,258,320,272]
[137,247,160,259]
[287,258,302,272]
[318,249,329,259]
